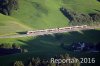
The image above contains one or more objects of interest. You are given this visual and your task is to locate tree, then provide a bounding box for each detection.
[96,42,100,51]
[14,61,24,66]
[23,49,28,52]
[28,61,33,66]
[60,43,64,48]
[12,44,17,49]
[31,57,36,66]
[64,53,70,59]
[70,57,80,66]
[49,63,56,66]
[35,57,41,66]
[0,44,4,48]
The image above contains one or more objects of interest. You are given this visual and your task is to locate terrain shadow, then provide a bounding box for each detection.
[17,29,100,66]
[16,31,27,34]
[0,29,100,66]
[18,29,100,52]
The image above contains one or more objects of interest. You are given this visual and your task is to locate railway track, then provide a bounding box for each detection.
[0,25,95,38]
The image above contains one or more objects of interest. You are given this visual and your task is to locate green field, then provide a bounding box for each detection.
[62,0,100,13]
[0,0,100,35]
[11,0,69,29]
[0,14,32,35]
[11,0,100,28]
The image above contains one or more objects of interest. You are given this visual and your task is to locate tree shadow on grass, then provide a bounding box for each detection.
[94,9,100,12]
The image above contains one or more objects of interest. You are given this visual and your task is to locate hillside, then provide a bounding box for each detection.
[0,14,32,35]
[62,0,100,13]
[11,0,100,28]
[0,0,100,35]
[11,0,68,29]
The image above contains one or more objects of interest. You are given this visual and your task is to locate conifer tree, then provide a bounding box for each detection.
[14,61,24,66]
[28,61,33,66]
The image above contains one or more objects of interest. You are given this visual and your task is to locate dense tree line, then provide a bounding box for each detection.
[60,7,100,23]
[60,42,100,52]
[14,61,24,66]
[97,0,100,2]
[0,0,19,15]
[13,54,80,66]
[0,44,21,56]
[0,43,28,56]
[0,43,20,49]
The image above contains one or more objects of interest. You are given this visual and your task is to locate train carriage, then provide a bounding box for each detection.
[27,31,36,35]
[27,25,88,35]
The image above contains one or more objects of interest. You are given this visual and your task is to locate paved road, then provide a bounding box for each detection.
[0,26,95,38]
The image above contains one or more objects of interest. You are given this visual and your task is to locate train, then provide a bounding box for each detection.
[27,25,88,35]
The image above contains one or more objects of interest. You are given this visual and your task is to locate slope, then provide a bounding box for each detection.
[10,0,100,30]
[11,0,69,29]
[0,14,32,35]
[62,0,100,13]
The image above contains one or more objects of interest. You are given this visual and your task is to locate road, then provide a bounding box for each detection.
[0,26,95,38]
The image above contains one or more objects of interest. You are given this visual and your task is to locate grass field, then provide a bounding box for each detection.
[62,0,100,13]
[11,0,100,28]
[11,0,69,29]
[0,0,100,35]
[0,14,32,35]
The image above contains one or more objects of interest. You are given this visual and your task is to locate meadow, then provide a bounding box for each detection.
[0,0,100,35]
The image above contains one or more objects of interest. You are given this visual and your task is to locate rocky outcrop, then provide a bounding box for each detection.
[60,7,100,23]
